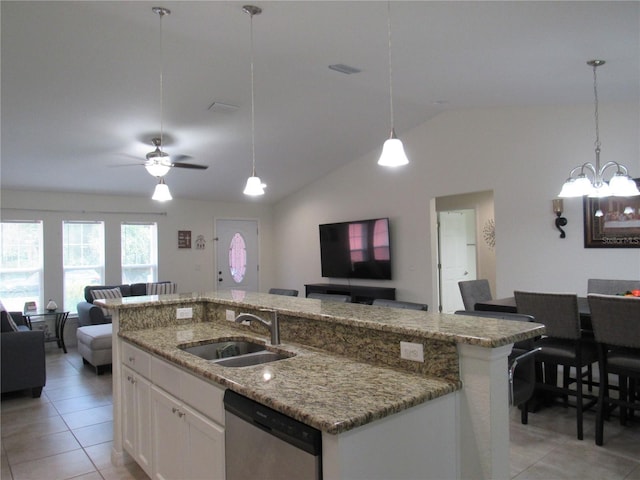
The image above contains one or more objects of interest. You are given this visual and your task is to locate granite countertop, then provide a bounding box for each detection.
[119,321,460,435]
[105,290,545,348]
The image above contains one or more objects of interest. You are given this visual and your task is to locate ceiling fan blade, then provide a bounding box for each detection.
[117,153,146,161]
[172,154,194,163]
[171,162,209,170]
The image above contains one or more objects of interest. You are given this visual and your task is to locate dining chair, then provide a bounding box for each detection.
[588,294,640,446]
[458,279,492,311]
[587,278,640,296]
[307,293,351,302]
[514,290,598,440]
[455,310,539,424]
[372,299,428,311]
[268,288,299,297]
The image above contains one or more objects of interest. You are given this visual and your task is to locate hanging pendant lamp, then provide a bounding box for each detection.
[152,177,172,202]
[378,1,408,167]
[559,60,639,198]
[150,7,174,200]
[243,5,266,196]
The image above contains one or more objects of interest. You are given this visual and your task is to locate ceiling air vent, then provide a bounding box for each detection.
[207,101,239,112]
[328,64,361,75]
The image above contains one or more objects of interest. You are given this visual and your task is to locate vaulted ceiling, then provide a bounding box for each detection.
[2,1,639,203]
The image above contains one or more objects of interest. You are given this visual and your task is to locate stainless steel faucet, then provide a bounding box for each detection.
[234,309,280,345]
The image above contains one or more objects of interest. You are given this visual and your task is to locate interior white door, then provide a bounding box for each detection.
[438,211,473,313]
[215,219,259,292]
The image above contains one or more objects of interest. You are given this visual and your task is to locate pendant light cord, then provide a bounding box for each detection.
[387,0,395,132]
[250,11,256,175]
[159,10,165,152]
[592,63,600,151]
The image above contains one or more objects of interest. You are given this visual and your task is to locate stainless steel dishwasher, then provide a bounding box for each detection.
[224,390,322,480]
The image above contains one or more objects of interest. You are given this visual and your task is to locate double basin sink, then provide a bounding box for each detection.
[179,339,293,367]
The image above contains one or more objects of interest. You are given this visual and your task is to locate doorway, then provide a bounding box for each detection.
[435,191,495,313]
[438,210,477,313]
[215,219,259,292]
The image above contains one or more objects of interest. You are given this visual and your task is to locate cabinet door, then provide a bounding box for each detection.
[135,373,152,476]
[151,386,185,480]
[121,365,136,455]
[122,365,153,477]
[184,405,225,480]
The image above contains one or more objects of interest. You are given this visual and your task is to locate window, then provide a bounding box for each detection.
[121,223,158,284]
[63,221,104,313]
[0,221,43,311]
[228,233,247,283]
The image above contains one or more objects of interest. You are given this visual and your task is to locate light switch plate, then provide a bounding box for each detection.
[225,309,236,321]
[176,307,193,319]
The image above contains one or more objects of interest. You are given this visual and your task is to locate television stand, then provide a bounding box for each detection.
[304,283,396,305]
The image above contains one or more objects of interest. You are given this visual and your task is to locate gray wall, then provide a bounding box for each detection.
[0,190,275,302]
[272,103,640,304]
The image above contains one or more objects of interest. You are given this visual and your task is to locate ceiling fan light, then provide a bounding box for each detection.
[378,133,409,167]
[243,175,266,196]
[145,161,171,177]
[152,179,172,201]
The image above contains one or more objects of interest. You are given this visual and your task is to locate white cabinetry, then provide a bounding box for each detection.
[152,385,225,480]
[121,344,152,477]
[150,354,225,480]
[119,341,226,480]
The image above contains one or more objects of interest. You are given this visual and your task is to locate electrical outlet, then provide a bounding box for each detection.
[400,341,424,362]
[225,309,236,321]
[176,307,193,319]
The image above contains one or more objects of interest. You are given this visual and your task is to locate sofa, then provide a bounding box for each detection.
[1,309,46,397]
[77,281,175,327]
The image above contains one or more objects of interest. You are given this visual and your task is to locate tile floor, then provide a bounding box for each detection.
[2,347,639,479]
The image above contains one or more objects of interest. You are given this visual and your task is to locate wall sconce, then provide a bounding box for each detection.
[553,199,567,238]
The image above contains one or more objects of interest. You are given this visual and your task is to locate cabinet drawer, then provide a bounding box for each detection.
[122,342,150,378]
[181,373,225,425]
[150,355,181,396]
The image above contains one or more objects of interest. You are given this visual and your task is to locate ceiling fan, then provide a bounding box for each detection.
[142,137,208,177]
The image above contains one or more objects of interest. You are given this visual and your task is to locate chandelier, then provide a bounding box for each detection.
[559,60,639,198]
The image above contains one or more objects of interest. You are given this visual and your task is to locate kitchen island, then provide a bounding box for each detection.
[99,291,544,480]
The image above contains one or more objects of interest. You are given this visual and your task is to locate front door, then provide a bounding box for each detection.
[215,219,259,292]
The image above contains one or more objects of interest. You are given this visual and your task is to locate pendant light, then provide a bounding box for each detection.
[150,6,173,200]
[378,1,409,167]
[152,178,172,202]
[243,5,266,196]
[559,60,639,198]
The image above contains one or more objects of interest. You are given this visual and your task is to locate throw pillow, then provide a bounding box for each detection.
[146,282,177,295]
[90,287,122,315]
[0,300,19,332]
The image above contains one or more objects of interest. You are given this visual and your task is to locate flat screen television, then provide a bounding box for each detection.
[319,218,392,280]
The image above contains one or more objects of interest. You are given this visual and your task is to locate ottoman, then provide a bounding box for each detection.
[77,324,113,374]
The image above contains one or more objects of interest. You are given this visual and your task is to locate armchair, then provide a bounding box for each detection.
[1,310,46,398]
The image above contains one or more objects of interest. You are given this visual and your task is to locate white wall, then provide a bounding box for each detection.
[272,103,640,305]
[1,190,275,304]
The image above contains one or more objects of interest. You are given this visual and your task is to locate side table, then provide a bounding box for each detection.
[24,309,70,353]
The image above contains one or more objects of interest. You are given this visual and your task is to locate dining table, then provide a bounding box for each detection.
[474,296,592,332]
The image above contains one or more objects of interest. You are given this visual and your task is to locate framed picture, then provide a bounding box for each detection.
[178,230,192,249]
[583,178,640,248]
